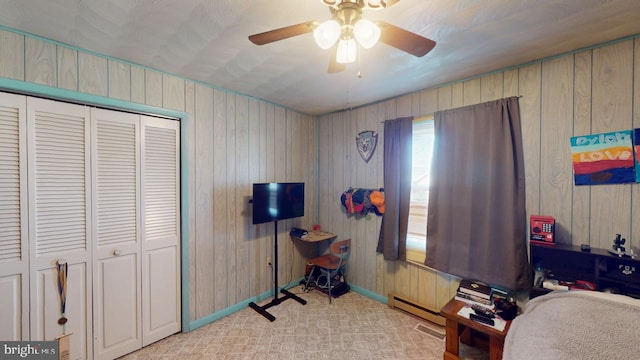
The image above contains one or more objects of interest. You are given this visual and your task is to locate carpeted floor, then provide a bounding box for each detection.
[120,287,489,359]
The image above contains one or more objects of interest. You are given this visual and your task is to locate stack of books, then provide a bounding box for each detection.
[455,279,493,308]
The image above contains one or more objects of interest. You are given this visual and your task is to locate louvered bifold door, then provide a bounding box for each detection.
[27,97,92,360]
[141,115,180,346]
[0,93,28,341]
[91,108,142,360]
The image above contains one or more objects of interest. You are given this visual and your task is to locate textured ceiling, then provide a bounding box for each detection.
[1,0,640,115]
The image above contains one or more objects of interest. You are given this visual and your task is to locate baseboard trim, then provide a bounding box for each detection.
[186,277,305,331]
[187,280,392,331]
[349,284,388,304]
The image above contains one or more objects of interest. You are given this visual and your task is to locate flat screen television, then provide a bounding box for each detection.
[252,182,305,225]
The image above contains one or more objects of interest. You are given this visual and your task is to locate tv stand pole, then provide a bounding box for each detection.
[248,220,307,321]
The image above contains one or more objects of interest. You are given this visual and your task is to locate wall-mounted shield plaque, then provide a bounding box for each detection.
[356,130,378,163]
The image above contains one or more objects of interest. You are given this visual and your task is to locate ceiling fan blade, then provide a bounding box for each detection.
[377,21,436,57]
[328,45,345,74]
[248,21,316,45]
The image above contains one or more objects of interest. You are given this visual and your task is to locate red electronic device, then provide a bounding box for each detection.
[530,215,555,245]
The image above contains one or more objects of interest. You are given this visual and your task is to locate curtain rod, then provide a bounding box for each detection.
[379,95,524,123]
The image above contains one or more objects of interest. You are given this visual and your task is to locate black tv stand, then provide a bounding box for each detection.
[248,220,306,321]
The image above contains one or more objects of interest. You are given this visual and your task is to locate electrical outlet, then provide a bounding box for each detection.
[266,257,272,267]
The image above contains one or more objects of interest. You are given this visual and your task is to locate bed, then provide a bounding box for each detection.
[503,290,640,360]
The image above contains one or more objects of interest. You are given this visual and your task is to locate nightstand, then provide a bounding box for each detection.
[440,298,512,360]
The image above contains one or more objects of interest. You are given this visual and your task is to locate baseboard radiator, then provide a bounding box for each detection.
[388,293,446,326]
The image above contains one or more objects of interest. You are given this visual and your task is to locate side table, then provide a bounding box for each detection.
[440,298,512,360]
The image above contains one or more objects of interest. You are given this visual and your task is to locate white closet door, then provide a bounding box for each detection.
[0,92,28,341]
[27,97,92,360]
[91,108,142,360]
[141,115,180,346]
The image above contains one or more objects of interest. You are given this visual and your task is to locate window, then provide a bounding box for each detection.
[406,117,435,263]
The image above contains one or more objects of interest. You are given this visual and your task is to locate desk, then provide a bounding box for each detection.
[291,231,337,243]
[291,230,337,265]
[291,231,337,292]
[440,298,512,360]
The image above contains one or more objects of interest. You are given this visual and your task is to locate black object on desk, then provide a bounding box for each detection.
[470,313,495,326]
[290,227,308,238]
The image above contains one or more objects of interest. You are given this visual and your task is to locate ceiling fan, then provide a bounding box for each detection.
[248,0,436,73]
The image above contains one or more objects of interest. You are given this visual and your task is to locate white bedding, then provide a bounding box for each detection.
[503,290,640,360]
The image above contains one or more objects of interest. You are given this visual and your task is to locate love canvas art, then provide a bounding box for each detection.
[570,130,636,185]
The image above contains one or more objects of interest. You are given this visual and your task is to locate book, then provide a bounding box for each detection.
[455,291,493,307]
[458,279,491,299]
[491,288,510,304]
[458,287,490,300]
[454,295,494,309]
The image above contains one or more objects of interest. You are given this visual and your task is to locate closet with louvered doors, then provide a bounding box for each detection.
[0,92,181,360]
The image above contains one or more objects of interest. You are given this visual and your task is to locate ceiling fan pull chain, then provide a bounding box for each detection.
[357,47,363,78]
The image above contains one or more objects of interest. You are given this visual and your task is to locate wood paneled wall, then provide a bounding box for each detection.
[317,37,640,309]
[0,28,318,323]
[3,26,640,323]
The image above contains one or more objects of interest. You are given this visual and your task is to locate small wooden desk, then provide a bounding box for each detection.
[290,230,337,264]
[291,230,336,243]
[440,298,512,360]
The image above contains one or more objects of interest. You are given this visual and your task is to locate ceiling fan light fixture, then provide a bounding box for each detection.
[313,20,341,49]
[353,18,380,48]
[336,38,357,64]
[249,0,436,74]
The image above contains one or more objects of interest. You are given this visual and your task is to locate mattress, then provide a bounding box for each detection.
[503,290,640,360]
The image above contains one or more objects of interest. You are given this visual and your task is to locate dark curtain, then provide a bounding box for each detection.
[425,97,530,290]
[376,117,413,261]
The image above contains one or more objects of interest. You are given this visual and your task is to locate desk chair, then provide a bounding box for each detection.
[304,238,351,303]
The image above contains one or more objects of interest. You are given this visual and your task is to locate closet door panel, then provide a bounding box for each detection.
[0,274,24,340]
[141,115,180,346]
[27,97,92,360]
[32,262,90,360]
[0,92,28,340]
[91,108,142,360]
[145,246,178,332]
[94,254,140,359]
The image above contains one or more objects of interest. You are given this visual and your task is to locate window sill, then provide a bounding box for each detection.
[405,256,438,272]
